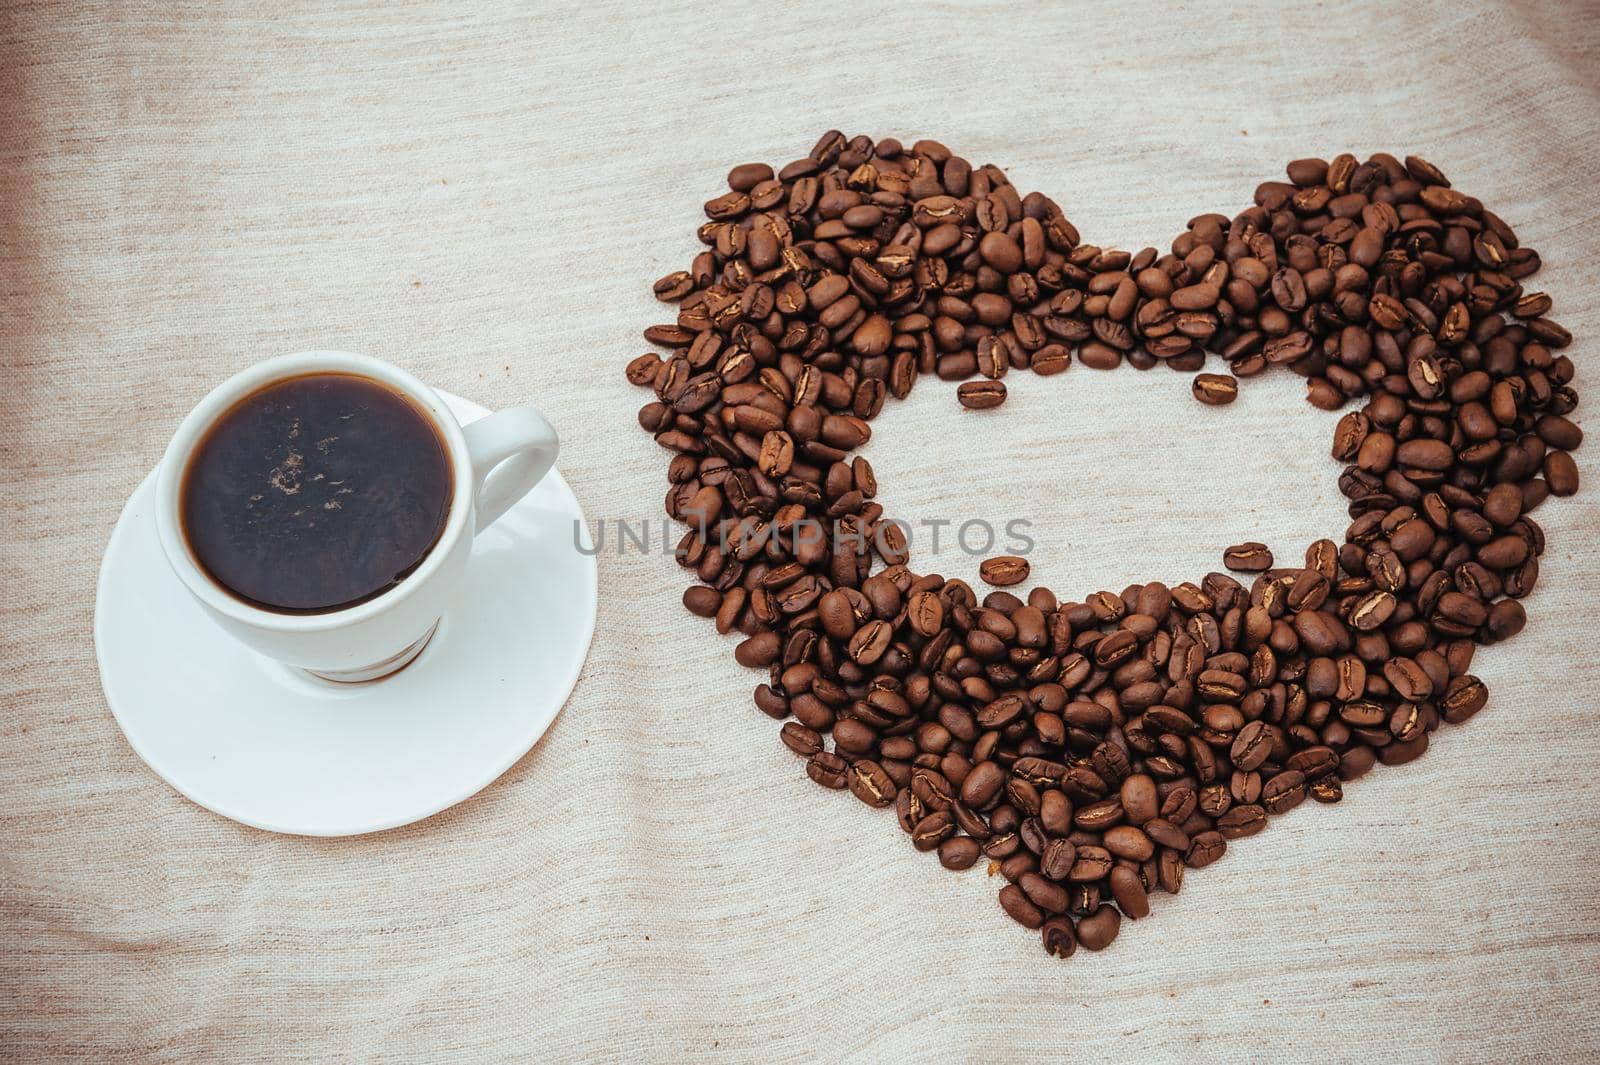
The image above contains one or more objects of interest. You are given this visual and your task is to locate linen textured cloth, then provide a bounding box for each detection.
[3,2,1598,1061]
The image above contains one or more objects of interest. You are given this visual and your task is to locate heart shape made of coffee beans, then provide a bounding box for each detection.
[626,132,1583,959]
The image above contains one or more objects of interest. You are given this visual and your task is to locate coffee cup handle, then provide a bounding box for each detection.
[462,406,560,532]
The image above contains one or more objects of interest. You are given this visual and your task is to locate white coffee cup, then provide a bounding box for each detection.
[154,351,558,682]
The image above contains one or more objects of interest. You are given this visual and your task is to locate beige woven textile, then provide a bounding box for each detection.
[4,2,1599,1061]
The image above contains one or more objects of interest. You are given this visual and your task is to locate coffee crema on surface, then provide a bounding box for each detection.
[180,373,452,613]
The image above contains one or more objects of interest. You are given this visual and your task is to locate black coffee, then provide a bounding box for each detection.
[181,373,452,613]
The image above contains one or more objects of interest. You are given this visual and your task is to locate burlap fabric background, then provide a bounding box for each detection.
[3,2,1598,1061]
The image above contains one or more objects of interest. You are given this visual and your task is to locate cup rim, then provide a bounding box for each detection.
[153,351,474,633]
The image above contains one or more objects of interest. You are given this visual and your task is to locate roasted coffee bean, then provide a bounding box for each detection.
[1040,837,1076,880]
[1383,658,1433,701]
[938,836,981,870]
[1075,798,1124,832]
[1119,774,1159,825]
[1261,770,1307,815]
[1040,916,1078,958]
[1546,451,1579,496]
[960,760,1007,809]
[1019,872,1070,914]
[1103,825,1155,861]
[1192,373,1239,405]
[683,585,721,617]
[631,135,1584,961]
[907,590,944,637]
[957,380,1007,410]
[999,883,1045,929]
[1069,845,1113,882]
[832,718,876,757]
[806,751,849,789]
[734,631,780,668]
[912,810,955,851]
[1032,344,1071,375]
[1486,599,1527,641]
[847,620,892,664]
[1310,777,1343,803]
[1039,789,1073,834]
[1216,804,1267,838]
[979,555,1031,587]
[1230,720,1272,772]
[1185,831,1226,868]
[1157,849,1185,894]
[1075,905,1121,950]
[780,722,823,757]
[848,759,898,807]
[1144,818,1189,852]
[1108,866,1150,919]
[1223,542,1274,572]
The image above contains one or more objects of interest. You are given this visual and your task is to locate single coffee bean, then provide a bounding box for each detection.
[780,722,823,757]
[1230,720,1272,771]
[1075,905,1121,951]
[847,619,892,664]
[1397,438,1454,471]
[998,884,1045,929]
[979,555,1030,587]
[1143,818,1190,851]
[912,810,955,851]
[1223,542,1274,572]
[1019,872,1070,914]
[1217,804,1267,838]
[1040,837,1076,880]
[960,760,1006,808]
[906,589,943,637]
[1119,774,1159,824]
[1039,788,1073,834]
[1158,849,1185,894]
[625,352,663,385]
[1546,451,1579,496]
[1383,657,1433,701]
[848,759,898,807]
[1108,866,1150,919]
[734,631,780,668]
[955,379,1007,410]
[1185,832,1227,869]
[683,585,721,617]
[1041,916,1078,958]
[1441,675,1489,724]
[1261,770,1307,815]
[938,836,981,870]
[1103,825,1155,861]
[1068,845,1113,882]
[1078,341,1122,370]
[1486,599,1527,641]
[1075,798,1124,832]
[1032,344,1071,375]
[727,161,774,191]
[1192,373,1239,405]
[806,751,848,789]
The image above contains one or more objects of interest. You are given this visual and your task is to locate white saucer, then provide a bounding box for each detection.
[95,391,597,836]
